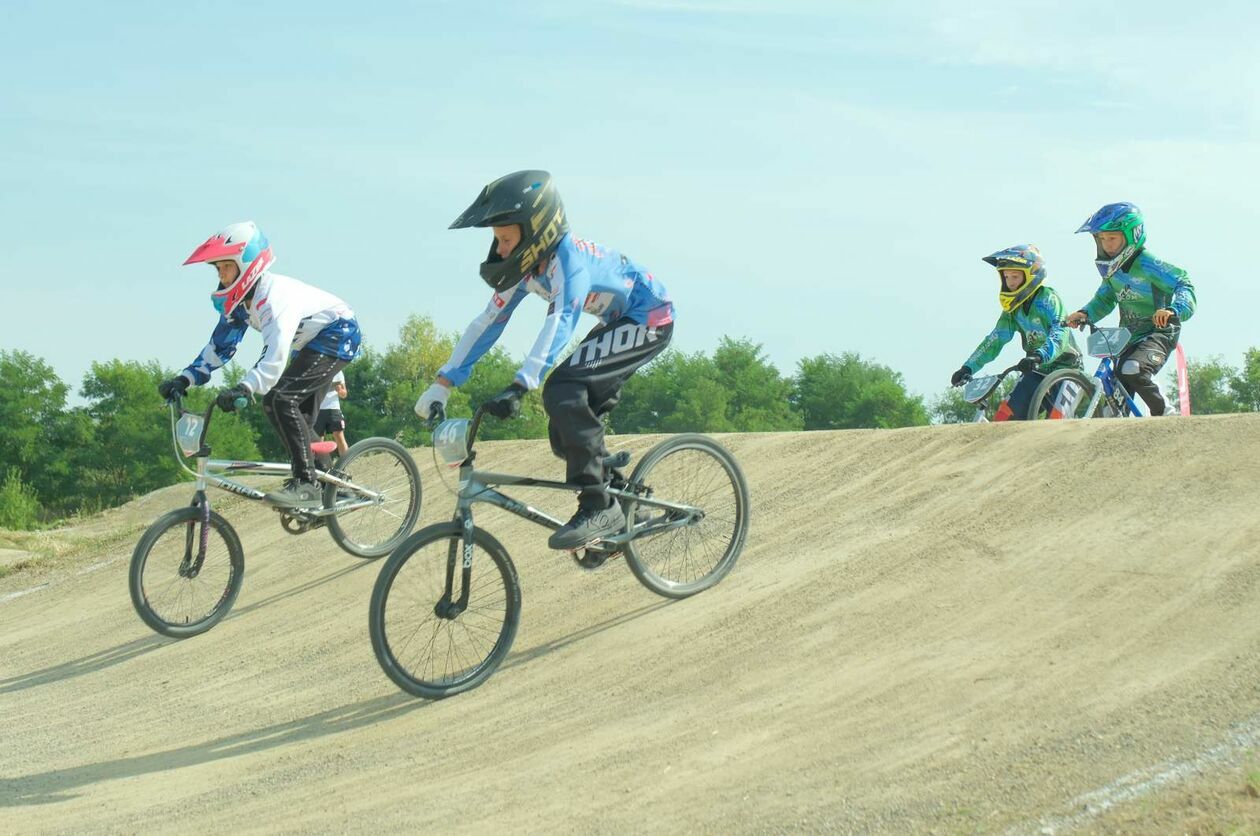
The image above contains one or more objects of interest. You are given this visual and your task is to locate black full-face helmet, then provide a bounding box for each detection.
[450,170,569,292]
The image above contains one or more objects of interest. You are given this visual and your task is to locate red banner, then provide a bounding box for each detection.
[1176,343,1191,416]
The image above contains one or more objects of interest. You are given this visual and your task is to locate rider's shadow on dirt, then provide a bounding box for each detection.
[0,691,426,807]
[0,635,170,696]
[498,598,673,673]
[226,560,373,621]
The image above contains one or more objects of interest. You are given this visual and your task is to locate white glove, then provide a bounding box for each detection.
[415,382,450,422]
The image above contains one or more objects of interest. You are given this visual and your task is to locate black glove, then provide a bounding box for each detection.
[1016,355,1041,374]
[483,382,527,419]
[215,384,252,413]
[950,366,972,387]
[158,376,190,401]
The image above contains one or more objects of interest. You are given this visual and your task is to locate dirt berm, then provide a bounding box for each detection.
[4,415,1260,833]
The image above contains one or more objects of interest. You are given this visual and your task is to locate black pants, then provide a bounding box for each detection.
[542,318,673,511]
[262,348,347,483]
[1116,333,1176,416]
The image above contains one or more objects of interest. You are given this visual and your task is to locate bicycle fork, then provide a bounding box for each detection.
[436,509,474,619]
[180,490,211,579]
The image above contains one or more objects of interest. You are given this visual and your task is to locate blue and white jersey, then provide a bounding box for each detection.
[440,233,674,390]
[180,272,361,396]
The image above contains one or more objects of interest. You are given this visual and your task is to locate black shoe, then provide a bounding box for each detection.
[265,478,322,510]
[548,502,626,550]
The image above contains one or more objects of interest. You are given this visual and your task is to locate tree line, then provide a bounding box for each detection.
[0,316,930,529]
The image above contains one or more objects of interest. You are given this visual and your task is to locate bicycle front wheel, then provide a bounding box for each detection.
[129,505,244,638]
[325,436,422,559]
[622,434,750,599]
[369,523,520,699]
[1027,369,1100,420]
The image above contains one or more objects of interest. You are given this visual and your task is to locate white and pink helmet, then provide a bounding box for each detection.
[184,221,275,316]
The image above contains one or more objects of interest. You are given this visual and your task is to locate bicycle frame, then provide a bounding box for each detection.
[438,407,705,562]
[1074,325,1146,418]
[167,397,379,518]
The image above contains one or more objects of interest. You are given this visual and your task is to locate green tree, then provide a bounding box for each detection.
[615,350,733,433]
[1166,355,1242,415]
[1228,348,1260,412]
[0,351,72,488]
[711,338,802,431]
[0,469,42,530]
[792,352,929,430]
[929,376,1018,424]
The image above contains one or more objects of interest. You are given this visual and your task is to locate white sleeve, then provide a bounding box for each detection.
[242,295,302,396]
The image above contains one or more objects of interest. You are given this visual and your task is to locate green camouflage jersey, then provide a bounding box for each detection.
[1079,250,1195,345]
[964,285,1082,374]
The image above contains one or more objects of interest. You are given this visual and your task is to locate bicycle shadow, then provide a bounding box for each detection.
[499,599,674,673]
[0,635,171,696]
[226,559,374,621]
[0,691,425,807]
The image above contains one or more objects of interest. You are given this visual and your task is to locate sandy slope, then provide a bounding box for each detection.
[3,415,1260,834]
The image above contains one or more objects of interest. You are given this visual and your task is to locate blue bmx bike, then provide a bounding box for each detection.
[1026,323,1148,420]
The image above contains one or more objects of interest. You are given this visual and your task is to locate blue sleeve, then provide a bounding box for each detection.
[1146,256,1196,322]
[182,314,248,386]
[439,285,527,387]
[515,259,590,389]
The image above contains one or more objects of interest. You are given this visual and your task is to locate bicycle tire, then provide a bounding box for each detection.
[621,434,750,599]
[129,505,244,638]
[325,436,422,559]
[370,522,520,699]
[1026,369,1100,420]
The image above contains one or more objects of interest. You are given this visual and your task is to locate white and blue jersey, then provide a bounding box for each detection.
[440,233,674,390]
[180,272,361,397]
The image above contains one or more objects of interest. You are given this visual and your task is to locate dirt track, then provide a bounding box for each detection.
[4,415,1260,833]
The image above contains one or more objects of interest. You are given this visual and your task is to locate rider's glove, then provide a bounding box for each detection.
[414,382,450,423]
[484,382,528,419]
[951,366,973,387]
[215,383,252,413]
[158,375,190,401]
[1016,355,1041,375]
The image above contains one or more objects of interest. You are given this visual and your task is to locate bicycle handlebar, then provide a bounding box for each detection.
[427,401,492,465]
[165,392,219,458]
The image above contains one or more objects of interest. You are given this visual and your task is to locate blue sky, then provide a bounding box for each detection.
[3,0,1257,405]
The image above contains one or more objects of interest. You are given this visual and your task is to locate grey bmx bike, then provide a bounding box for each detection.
[129,393,422,639]
[369,404,750,699]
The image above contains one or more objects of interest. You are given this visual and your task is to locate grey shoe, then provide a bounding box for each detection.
[265,478,323,510]
[549,502,626,550]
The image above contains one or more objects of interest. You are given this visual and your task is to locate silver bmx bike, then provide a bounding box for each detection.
[369,404,751,699]
[129,393,422,639]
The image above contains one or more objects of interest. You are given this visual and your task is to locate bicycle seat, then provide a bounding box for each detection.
[310,441,338,456]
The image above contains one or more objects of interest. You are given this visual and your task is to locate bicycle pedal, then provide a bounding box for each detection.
[572,547,618,571]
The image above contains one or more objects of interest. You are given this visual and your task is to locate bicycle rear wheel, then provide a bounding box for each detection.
[129,505,244,638]
[369,523,520,699]
[1026,369,1100,420]
[621,434,750,599]
[325,437,422,559]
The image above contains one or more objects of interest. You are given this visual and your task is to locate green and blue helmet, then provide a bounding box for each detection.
[1076,202,1145,278]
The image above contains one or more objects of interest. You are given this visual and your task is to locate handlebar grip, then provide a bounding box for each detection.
[428,403,446,429]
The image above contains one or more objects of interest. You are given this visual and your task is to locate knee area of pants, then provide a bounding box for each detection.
[1120,359,1143,377]
[542,387,585,414]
